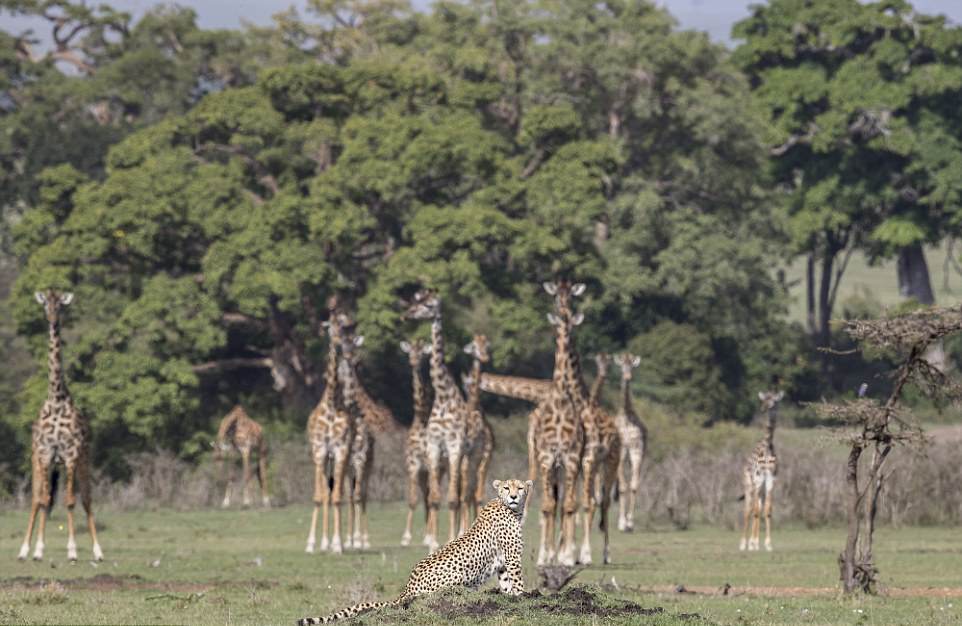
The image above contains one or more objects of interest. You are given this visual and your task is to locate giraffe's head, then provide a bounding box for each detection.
[322,310,354,345]
[400,338,431,369]
[543,280,585,316]
[34,290,74,324]
[492,478,533,514]
[615,353,641,381]
[594,352,611,374]
[463,334,490,364]
[757,390,784,411]
[403,289,440,321]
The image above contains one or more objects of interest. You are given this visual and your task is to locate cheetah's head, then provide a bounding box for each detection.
[493,479,532,514]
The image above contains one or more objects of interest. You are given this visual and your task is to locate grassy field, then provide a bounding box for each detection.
[2,501,962,626]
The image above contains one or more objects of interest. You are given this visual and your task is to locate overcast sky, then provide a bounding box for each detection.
[3,0,962,47]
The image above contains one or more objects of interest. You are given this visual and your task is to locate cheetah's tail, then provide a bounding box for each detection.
[295,600,392,625]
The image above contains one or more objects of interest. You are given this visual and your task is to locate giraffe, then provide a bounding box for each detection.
[19,290,103,562]
[403,289,470,552]
[214,405,270,508]
[457,334,495,535]
[574,346,621,566]
[304,302,356,554]
[740,390,785,552]
[399,338,433,547]
[613,353,646,533]
[337,324,375,551]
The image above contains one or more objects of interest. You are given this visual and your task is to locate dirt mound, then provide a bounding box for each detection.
[428,586,669,620]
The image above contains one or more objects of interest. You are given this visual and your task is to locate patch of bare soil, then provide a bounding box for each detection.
[634,584,962,598]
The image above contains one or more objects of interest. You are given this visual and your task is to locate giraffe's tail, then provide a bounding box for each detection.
[295,599,393,625]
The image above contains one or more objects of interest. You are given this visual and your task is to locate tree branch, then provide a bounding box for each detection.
[192,357,273,374]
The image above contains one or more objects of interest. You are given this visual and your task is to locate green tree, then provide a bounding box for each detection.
[734,0,962,353]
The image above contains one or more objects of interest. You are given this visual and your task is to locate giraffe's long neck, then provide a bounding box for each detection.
[467,356,482,412]
[589,363,607,407]
[620,376,634,417]
[322,334,340,407]
[554,323,587,402]
[429,316,460,404]
[47,316,68,401]
[411,360,429,425]
[763,406,776,454]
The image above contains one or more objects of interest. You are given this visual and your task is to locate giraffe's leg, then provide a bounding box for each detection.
[401,458,419,546]
[241,449,253,508]
[63,463,79,561]
[257,450,270,507]
[330,449,348,555]
[749,490,762,551]
[425,444,442,553]
[344,474,356,550]
[537,459,556,566]
[558,451,582,567]
[78,459,103,561]
[473,434,493,519]
[600,447,619,564]
[32,463,53,560]
[526,419,538,483]
[360,449,372,550]
[617,444,629,532]
[739,473,752,551]
[221,455,233,508]
[458,451,471,537]
[306,461,324,553]
[763,474,775,551]
[578,451,597,565]
[19,457,46,560]
[445,440,463,544]
[627,446,643,532]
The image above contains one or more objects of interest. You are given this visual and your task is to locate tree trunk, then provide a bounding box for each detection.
[818,249,834,349]
[806,253,816,334]
[897,242,935,304]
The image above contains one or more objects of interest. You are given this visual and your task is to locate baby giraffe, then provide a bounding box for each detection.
[740,390,784,551]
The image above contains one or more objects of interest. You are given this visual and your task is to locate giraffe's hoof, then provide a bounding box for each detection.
[93,544,104,561]
[765,544,772,552]
[305,541,315,554]
[17,544,29,560]
[262,498,271,508]
[400,532,411,547]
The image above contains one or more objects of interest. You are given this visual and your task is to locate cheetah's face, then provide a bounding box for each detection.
[493,479,532,512]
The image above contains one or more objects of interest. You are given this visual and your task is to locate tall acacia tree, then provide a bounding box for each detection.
[735,0,962,350]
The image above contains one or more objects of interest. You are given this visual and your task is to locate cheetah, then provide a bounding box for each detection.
[295,478,532,625]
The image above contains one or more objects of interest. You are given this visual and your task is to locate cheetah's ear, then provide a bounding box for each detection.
[34,291,46,305]
[492,479,502,491]
[400,341,412,354]
[60,292,74,306]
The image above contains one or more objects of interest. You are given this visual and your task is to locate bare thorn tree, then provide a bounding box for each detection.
[817,306,962,593]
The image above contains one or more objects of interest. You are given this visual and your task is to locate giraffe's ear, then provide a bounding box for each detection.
[572,312,585,326]
[493,479,502,491]
[775,390,785,401]
[631,355,641,368]
[321,320,331,329]
[60,292,74,306]
[463,342,473,355]
[546,312,560,326]
[758,391,766,401]
[572,283,586,296]
[422,343,433,355]
[34,291,46,305]
[354,335,365,347]
[525,480,533,491]
[400,341,412,354]
[543,282,557,295]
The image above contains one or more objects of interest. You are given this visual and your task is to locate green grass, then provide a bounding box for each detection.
[2,502,962,625]
[783,242,962,325]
